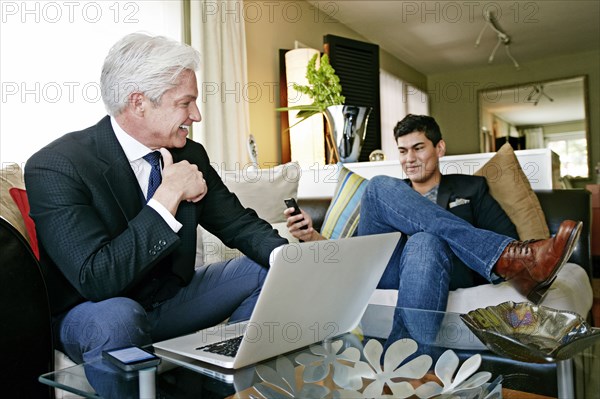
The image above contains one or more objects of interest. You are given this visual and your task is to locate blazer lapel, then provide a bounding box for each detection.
[437,176,452,210]
[94,116,144,221]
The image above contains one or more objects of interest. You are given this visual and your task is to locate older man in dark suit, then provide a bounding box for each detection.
[25,33,287,365]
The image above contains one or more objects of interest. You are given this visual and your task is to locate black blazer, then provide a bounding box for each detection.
[25,116,287,315]
[408,174,518,288]
[437,174,518,238]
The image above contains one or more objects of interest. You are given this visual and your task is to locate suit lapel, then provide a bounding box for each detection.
[94,116,144,221]
[437,176,452,209]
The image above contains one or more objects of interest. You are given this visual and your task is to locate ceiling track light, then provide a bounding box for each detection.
[526,84,554,106]
[526,86,539,102]
[475,10,520,70]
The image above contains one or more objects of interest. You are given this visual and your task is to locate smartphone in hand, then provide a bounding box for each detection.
[284,198,308,230]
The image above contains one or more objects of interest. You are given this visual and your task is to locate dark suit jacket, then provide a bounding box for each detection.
[437,174,517,237]
[409,174,518,288]
[25,116,288,315]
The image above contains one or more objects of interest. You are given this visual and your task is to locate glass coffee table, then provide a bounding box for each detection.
[40,304,597,398]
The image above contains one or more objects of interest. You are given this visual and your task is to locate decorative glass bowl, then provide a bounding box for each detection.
[460,301,600,363]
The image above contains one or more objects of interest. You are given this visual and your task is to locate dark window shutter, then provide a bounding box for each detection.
[324,35,380,162]
[279,49,291,164]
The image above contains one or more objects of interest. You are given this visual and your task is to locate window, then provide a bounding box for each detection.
[0,1,183,166]
[545,131,588,178]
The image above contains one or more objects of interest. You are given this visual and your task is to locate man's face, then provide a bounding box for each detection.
[142,69,201,149]
[397,131,445,184]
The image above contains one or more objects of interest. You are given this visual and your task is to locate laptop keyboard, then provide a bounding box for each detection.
[196,336,243,357]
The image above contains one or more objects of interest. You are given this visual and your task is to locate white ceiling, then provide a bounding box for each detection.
[480,76,586,126]
[314,0,600,75]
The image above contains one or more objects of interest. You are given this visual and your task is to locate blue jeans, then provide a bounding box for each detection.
[55,256,267,364]
[358,176,513,351]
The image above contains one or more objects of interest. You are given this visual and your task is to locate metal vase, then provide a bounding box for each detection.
[324,105,372,163]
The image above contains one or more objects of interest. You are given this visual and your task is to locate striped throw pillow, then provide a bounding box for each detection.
[320,166,369,239]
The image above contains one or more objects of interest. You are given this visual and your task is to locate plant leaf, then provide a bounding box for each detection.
[276,52,344,129]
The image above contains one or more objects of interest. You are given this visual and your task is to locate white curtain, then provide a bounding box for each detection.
[189,0,250,169]
[523,127,545,149]
[406,84,429,115]
[379,70,406,161]
[379,71,430,161]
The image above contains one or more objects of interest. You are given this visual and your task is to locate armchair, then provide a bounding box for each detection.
[0,217,53,398]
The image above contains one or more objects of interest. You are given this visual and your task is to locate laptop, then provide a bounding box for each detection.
[153,232,401,370]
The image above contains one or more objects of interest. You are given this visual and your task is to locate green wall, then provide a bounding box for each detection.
[542,121,586,135]
[428,49,599,185]
[244,1,598,183]
[245,0,425,165]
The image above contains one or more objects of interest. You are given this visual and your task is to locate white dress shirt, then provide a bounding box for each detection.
[110,117,182,233]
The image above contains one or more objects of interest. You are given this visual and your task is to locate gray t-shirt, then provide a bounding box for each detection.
[423,185,439,203]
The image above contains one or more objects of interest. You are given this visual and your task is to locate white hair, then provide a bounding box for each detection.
[100,32,200,116]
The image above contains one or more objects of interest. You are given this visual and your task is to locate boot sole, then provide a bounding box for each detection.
[526,221,583,304]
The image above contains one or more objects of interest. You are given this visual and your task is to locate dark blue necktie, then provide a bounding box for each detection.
[143,151,162,202]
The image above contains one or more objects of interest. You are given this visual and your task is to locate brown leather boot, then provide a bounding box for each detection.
[494,220,583,304]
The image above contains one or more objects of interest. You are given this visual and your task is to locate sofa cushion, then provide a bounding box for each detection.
[320,165,369,239]
[197,222,299,267]
[0,163,30,243]
[195,163,300,267]
[474,143,550,240]
[221,163,300,224]
[9,188,39,259]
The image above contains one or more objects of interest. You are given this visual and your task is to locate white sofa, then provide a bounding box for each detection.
[198,152,592,352]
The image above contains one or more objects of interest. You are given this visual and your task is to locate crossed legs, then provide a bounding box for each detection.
[358,176,512,353]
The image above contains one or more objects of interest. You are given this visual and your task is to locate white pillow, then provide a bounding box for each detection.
[195,162,301,267]
[196,222,299,267]
[221,163,301,224]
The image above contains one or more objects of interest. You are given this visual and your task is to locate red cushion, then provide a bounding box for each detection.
[9,187,39,260]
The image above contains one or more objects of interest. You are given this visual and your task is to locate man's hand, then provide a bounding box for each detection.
[152,148,208,215]
[284,207,325,242]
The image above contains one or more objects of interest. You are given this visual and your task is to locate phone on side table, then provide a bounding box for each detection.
[102,346,161,372]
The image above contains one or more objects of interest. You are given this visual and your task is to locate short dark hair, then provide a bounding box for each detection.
[393,114,442,146]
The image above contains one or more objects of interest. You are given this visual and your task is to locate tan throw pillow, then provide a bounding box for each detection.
[0,163,30,242]
[221,162,300,224]
[474,143,549,240]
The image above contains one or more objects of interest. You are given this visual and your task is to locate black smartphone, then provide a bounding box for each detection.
[284,198,308,229]
[102,346,161,372]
